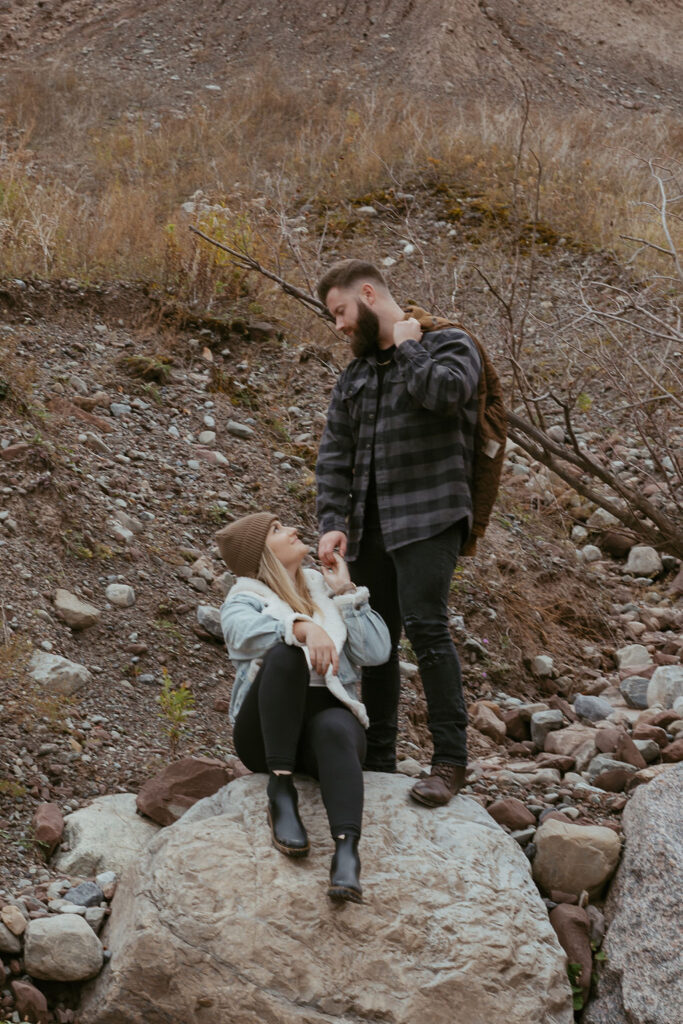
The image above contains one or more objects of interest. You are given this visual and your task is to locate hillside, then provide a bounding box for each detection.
[1,0,681,116]
[0,3,681,1022]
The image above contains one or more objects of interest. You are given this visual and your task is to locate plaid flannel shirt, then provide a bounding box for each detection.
[316,327,482,560]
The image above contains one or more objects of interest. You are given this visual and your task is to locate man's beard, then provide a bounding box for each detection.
[350,300,380,358]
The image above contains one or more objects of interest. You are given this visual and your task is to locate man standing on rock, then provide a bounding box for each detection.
[315,259,482,807]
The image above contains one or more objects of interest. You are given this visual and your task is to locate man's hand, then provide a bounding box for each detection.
[322,551,352,594]
[292,621,339,676]
[393,317,422,347]
[318,530,347,567]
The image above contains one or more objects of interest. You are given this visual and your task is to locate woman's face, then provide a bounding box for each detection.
[265,520,309,571]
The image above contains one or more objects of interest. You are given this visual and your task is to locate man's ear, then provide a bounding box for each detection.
[359,282,376,305]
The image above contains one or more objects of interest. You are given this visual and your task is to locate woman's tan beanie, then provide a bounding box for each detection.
[215,512,277,578]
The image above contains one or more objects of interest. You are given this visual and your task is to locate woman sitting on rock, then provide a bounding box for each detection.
[216,511,390,904]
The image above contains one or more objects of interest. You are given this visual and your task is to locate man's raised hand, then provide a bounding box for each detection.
[318,530,347,567]
[393,317,421,347]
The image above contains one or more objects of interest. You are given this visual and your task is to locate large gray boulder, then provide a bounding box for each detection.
[584,764,683,1024]
[80,775,573,1024]
[52,794,160,877]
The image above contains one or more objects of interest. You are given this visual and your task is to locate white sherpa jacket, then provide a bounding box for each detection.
[220,568,391,727]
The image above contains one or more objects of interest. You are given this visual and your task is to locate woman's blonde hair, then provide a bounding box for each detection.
[257,545,319,617]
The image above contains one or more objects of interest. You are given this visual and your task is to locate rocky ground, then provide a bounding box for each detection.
[0,255,681,1020]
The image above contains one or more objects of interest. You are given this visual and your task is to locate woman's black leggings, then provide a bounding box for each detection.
[233,642,367,838]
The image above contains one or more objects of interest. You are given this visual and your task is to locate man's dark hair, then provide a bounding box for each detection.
[316,259,387,304]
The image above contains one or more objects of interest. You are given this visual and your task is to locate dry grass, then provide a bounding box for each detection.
[1,64,680,284]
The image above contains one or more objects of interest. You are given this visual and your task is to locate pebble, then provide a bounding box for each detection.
[110,403,132,418]
[105,584,136,608]
[620,677,650,709]
[226,420,254,438]
[531,655,554,678]
[574,694,614,722]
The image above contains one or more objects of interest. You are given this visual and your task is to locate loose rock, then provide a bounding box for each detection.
[29,651,92,696]
[24,915,104,982]
[646,665,683,709]
[54,589,102,630]
[533,818,621,899]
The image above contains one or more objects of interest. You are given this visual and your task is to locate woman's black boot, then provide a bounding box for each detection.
[328,834,362,903]
[266,773,309,857]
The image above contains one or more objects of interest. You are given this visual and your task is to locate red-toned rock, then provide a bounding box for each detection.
[502,709,529,742]
[661,739,683,763]
[487,798,536,830]
[594,727,621,754]
[670,567,683,596]
[633,723,669,748]
[548,695,578,722]
[540,810,573,825]
[600,530,636,558]
[592,766,632,792]
[11,980,48,1024]
[136,756,236,826]
[619,664,656,682]
[0,442,30,461]
[549,905,593,1001]
[549,890,578,905]
[613,733,647,770]
[231,758,250,778]
[212,697,231,714]
[32,802,64,856]
[508,741,535,756]
[649,710,680,730]
[653,651,680,666]
[627,764,672,789]
[535,753,575,773]
[469,702,507,743]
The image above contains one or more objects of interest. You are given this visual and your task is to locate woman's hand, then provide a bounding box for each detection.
[321,551,354,595]
[292,621,339,676]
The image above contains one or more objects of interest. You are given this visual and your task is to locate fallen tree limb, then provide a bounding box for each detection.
[188,225,332,321]
[190,227,683,559]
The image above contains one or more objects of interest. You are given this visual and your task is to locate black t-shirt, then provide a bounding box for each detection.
[364,346,396,531]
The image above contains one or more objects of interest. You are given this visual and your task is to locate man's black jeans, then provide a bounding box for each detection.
[350,520,468,772]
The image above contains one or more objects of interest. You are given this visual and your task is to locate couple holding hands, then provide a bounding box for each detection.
[217,259,484,903]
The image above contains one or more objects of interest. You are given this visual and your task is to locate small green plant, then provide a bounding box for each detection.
[140,382,164,405]
[157,667,195,757]
[120,354,173,383]
[0,779,27,799]
[567,962,585,1012]
[154,618,184,642]
[205,503,228,524]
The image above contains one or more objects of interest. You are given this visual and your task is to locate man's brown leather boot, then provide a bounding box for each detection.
[409,763,466,807]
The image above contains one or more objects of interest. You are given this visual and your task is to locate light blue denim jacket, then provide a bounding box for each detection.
[220,569,391,725]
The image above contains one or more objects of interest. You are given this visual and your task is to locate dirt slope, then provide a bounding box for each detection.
[1,0,681,115]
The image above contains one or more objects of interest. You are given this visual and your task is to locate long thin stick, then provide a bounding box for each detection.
[189,225,333,322]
